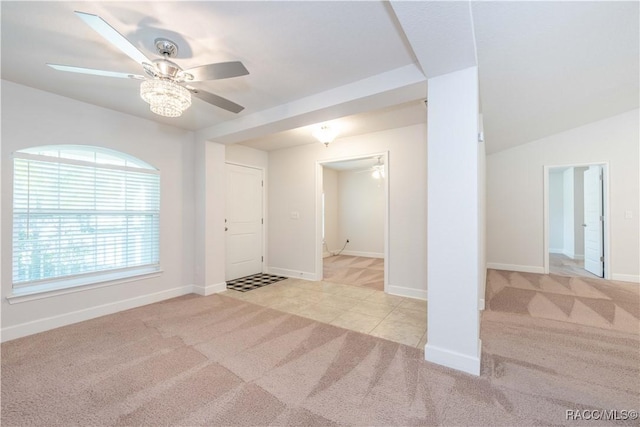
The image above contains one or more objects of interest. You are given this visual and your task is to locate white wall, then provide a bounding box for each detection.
[573,167,587,257]
[226,144,268,169]
[193,140,226,295]
[425,66,481,376]
[549,170,565,252]
[487,109,640,282]
[268,123,427,298]
[337,170,385,257]
[322,167,339,254]
[563,168,576,257]
[1,81,196,340]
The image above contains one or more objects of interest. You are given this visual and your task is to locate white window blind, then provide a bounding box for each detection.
[12,149,160,288]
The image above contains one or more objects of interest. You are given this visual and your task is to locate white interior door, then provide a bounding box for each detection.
[226,164,263,281]
[583,165,604,277]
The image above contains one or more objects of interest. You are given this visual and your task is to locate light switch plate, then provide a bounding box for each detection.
[290,211,300,220]
[624,210,633,219]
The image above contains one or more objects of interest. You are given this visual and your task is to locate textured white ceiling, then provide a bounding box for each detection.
[472,1,639,153]
[1,1,418,131]
[238,100,426,152]
[1,1,637,154]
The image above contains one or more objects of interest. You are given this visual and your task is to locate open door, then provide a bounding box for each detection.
[225,163,264,281]
[583,165,604,277]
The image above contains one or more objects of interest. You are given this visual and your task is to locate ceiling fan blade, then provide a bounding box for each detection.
[187,87,244,113]
[75,11,151,65]
[47,64,145,80]
[183,61,249,82]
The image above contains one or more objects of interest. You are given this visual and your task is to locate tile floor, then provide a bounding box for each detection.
[222,278,427,348]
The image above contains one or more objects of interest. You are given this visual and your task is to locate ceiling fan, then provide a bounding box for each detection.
[357,156,385,179]
[47,11,249,117]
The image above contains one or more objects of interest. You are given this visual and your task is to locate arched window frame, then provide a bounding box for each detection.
[10,145,161,298]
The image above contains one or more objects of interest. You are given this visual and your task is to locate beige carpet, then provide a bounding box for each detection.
[3,289,638,426]
[486,269,639,333]
[323,255,384,291]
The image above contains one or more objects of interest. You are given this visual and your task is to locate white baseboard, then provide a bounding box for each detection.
[561,251,585,261]
[486,263,545,274]
[338,250,384,259]
[192,282,227,296]
[386,284,427,300]
[267,267,318,281]
[424,339,481,376]
[611,274,640,284]
[1,285,194,343]
[479,298,485,311]
[549,248,563,254]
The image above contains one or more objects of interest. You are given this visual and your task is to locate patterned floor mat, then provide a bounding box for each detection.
[226,273,288,292]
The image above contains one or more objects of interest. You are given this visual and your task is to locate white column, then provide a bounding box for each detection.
[193,140,227,295]
[425,66,482,376]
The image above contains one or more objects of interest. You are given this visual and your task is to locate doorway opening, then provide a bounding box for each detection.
[315,152,389,292]
[544,163,610,279]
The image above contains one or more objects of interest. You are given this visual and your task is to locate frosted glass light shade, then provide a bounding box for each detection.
[313,125,337,147]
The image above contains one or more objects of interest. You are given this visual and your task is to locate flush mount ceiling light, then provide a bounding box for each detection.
[140,79,191,117]
[313,125,337,147]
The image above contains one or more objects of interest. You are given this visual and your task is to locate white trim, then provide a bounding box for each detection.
[192,282,227,296]
[611,274,640,283]
[486,263,545,274]
[14,151,159,174]
[424,339,482,376]
[336,250,384,259]
[387,284,427,300]
[555,250,585,261]
[1,285,193,342]
[6,269,163,304]
[267,267,317,281]
[479,298,485,311]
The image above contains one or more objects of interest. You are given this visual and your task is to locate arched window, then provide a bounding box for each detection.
[12,145,160,293]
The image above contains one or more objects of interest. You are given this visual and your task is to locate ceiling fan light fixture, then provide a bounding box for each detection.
[140,79,191,118]
[313,125,337,147]
[371,165,385,180]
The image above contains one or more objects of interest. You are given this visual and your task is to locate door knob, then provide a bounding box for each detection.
[225,227,228,231]
[582,223,587,227]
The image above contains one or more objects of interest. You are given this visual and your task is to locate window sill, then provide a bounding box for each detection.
[6,268,163,305]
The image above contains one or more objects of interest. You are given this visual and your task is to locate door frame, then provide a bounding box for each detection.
[315,151,390,292]
[543,162,610,279]
[225,161,267,278]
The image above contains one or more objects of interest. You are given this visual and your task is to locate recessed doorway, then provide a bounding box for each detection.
[544,163,610,279]
[315,153,389,292]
